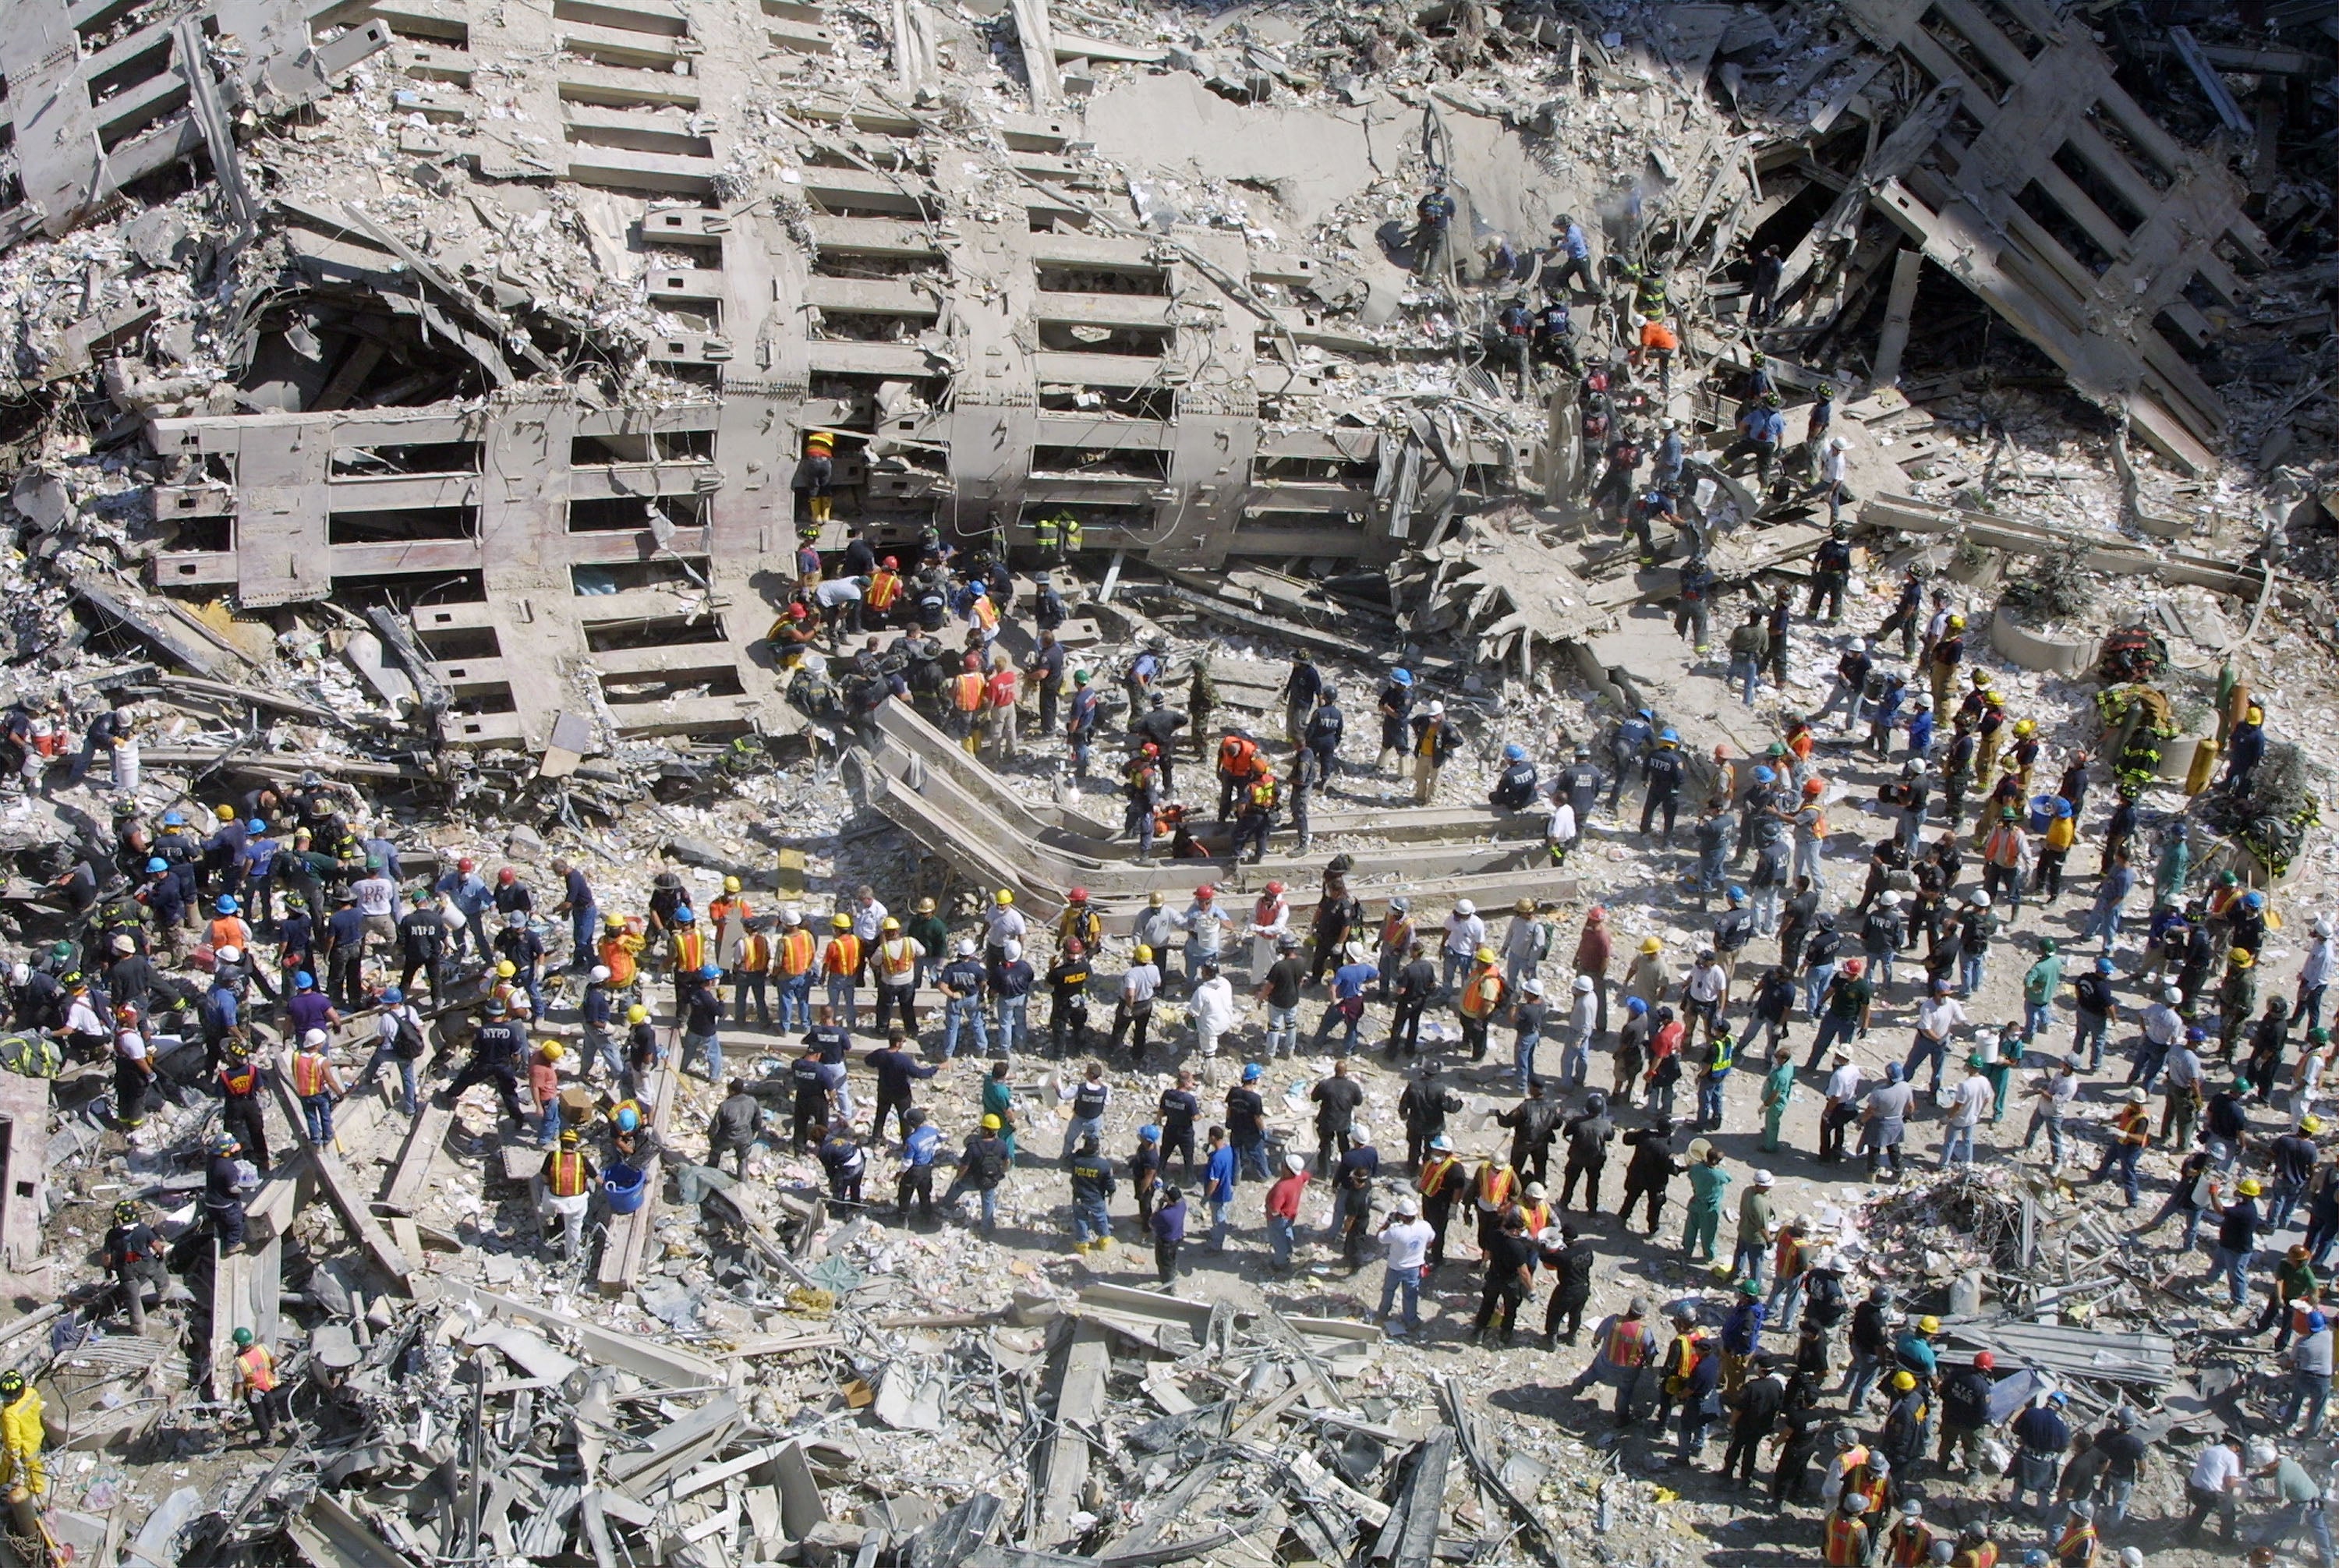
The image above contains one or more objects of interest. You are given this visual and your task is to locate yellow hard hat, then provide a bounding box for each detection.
[2013,718,2036,736]
[2234,950,2256,969]
[2248,705,2264,724]
[994,888,1014,906]
[1134,943,1153,962]
[1917,1315,1940,1334]
[1640,936,1662,954]
[495,960,517,979]
[2305,1116,2325,1134]
[626,1004,649,1024]
[806,429,836,451]
[1474,946,1497,964]
[1947,614,1966,630]
[541,1042,565,1062]
[724,876,741,893]
[982,1114,1003,1131]
[215,803,236,820]
[2239,1177,2264,1196]
[1891,1371,1916,1391]
[882,916,901,931]
[833,913,853,930]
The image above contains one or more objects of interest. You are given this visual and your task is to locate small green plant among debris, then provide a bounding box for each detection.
[2000,545,2095,624]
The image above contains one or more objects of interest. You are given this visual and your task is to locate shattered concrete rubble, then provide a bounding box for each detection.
[0,0,2335,1564]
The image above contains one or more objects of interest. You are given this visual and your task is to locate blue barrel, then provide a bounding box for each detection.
[603,1163,648,1213]
[2027,795,2060,834]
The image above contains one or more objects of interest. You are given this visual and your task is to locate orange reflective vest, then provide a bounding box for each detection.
[1519,1198,1553,1235]
[207,916,249,952]
[1474,1162,1516,1211]
[600,934,640,986]
[866,569,903,611]
[737,933,772,975]
[220,1065,258,1099]
[292,1053,330,1096]
[1417,1155,1460,1197]
[238,1344,278,1393]
[1824,1513,1867,1568]
[1459,967,1506,1020]
[780,929,817,977]
[1890,1523,1938,1568]
[671,929,706,973]
[1217,735,1258,777]
[1602,1316,1651,1365]
[546,1150,589,1198]
[709,895,749,929]
[823,935,862,977]
[876,938,918,982]
[953,674,987,713]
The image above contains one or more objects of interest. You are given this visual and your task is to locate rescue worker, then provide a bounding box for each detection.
[230,1327,288,1445]
[0,1371,44,1495]
[536,1127,596,1260]
[103,1199,167,1333]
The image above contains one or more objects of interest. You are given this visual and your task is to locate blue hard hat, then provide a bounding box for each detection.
[2095,957,2114,974]
[2046,1391,2068,1406]
[1727,887,1746,902]
[1658,727,1679,744]
[616,1106,641,1131]
[1884,1061,1904,1082]
[1751,766,1776,784]
[381,987,404,1004]
[247,819,268,833]
[2245,891,2266,911]
[295,972,315,990]
[699,963,721,979]
[1626,996,1648,1015]
[2053,798,2072,817]
[2186,1026,2206,1042]
[2312,1311,2330,1333]
[1139,1124,1161,1141]
[1242,1063,1263,1081]
[161,812,185,826]
[145,858,167,874]
[1635,709,1655,723]
[1502,743,1527,762]
[215,895,238,914]
[1390,669,1414,687]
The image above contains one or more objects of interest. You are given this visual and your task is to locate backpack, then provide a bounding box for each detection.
[1804,1269,1846,1326]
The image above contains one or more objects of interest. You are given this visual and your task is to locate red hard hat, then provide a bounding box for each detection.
[1973,1351,1995,1370]
[1842,957,1864,975]
[1195,884,1215,898]
[1803,779,1824,795]
[457,858,476,873]
[1067,886,1088,901]
[881,555,898,569]
[497,867,516,884]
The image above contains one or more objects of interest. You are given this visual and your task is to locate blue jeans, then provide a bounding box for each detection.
[1697,848,1725,897]
[1941,1122,1975,1168]
[780,973,814,1030]
[538,1094,561,1148]
[302,1093,336,1145]
[571,903,598,968]
[1905,1032,1947,1092]
[993,994,1029,1056]
[2280,1371,2331,1434]
[1210,1199,1233,1250]
[1863,945,1894,989]
[1062,1113,1102,1160]
[2023,1000,2053,1042]
[1792,839,1824,888]
[1268,1213,1296,1268]
[681,1028,723,1082]
[1441,948,1470,997]
[1378,1262,1424,1331]
[1807,1008,1859,1068]
[1560,1028,1591,1088]
[826,975,858,1029]
[2074,1011,2109,1070]
[1767,1274,1803,1332]
[2273,1178,2309,1232]
[942,996,989,1058]
[1803,962,1836,1018]
[1728,657,1759,706]
[2081,901,2124,945]
[1697,1074,1725,1127]
[2212,1244,2254,1305]
[1515,1028,1541,1090]
[1960,951,1987,995]
[1072,1197,1110,1245]
[1378,948,1404,997]
[362,1042,419,1113]
[1235,1136,1270,1181]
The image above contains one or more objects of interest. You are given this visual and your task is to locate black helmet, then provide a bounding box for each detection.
[112,1199,139,1226]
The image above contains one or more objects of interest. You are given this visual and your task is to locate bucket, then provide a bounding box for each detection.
[2027,795,2060,834]
[603,1163,648,1214]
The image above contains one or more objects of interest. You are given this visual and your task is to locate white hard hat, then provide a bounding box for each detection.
[589,965,611,983]
[1396,1195,1421,1216]
[1573,975,1594,993]
[217,945,242,964]
[1003,940,1023,963]
[957,939,978,957]
[1880,890,1901,908]
[1753,1169,1775,1187]
[302,1028,327,1047]
[1454,899,1475,917]
[1284,1152,1308,1173]
[1829,435,1848,450]
[1428,701,1445,717]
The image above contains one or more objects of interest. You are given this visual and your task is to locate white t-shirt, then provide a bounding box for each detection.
[352,875,396,918]
[1381,1217,1435,1271]
[1948,1074,1994,1129]
[2035,1072,2078,1117]
[2190,1443,2242,1493]
[1916,996,1966,1039]
[1826,1063,1865,1103]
